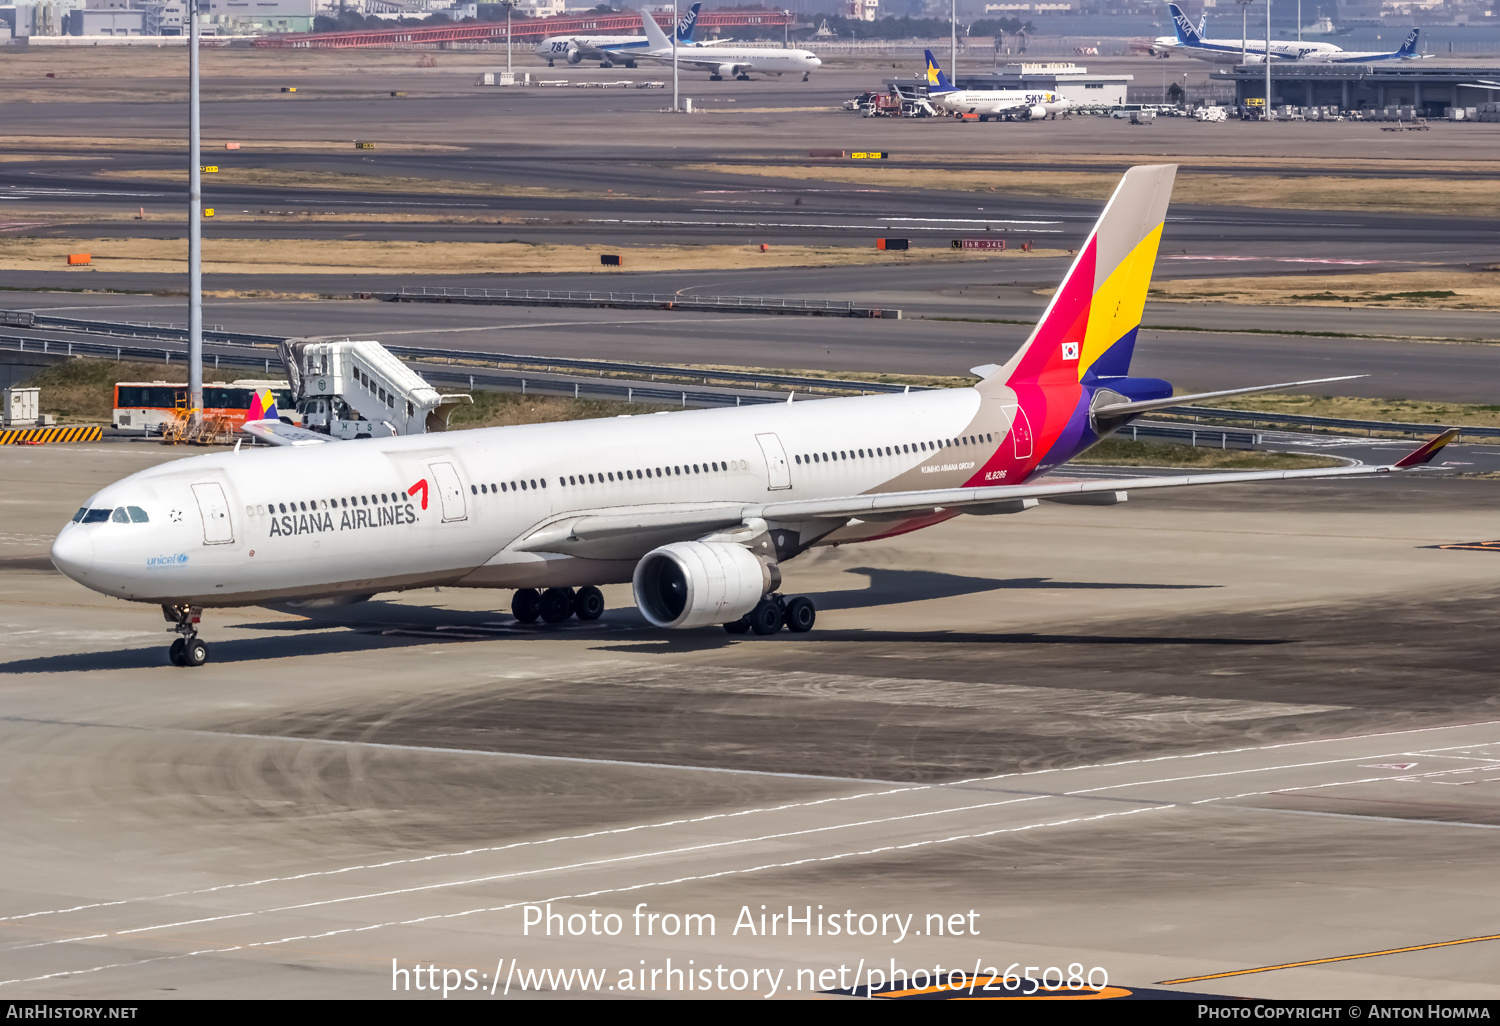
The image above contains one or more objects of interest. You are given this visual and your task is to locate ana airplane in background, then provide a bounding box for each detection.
[50,166,1455,667]
[536,3,700,68]
[1152,2,1343,62]
[1296,29,1427,63]
[609,6,821,80]
[922,50,1070,120]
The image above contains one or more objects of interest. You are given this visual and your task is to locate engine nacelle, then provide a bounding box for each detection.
[1241,53,1267,64]
[717,63,740,79]
[1029,104,1047,120]
[632,541,774,629]
[565,44,583,64]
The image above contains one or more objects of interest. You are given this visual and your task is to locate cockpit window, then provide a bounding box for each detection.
[127,506,149,523]
[111,507,130,523]
[81,509,112,524]
[73,508,87,523]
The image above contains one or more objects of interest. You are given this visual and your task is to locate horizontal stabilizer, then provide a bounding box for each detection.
[1092,375,1365,420]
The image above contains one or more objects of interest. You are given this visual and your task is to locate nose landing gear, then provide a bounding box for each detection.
[163,604,209,667]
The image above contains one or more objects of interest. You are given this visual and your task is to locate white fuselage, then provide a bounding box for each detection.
[929,88,1070,117]
[1150,36,1342,64]
[51,387,1014,608]
[535,34,648,63]
[620,44,822,77]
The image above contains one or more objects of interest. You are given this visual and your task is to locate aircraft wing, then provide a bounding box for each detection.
[511,431,1455,555]
[240,419,335,447]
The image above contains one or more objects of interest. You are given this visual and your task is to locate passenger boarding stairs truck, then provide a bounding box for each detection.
[253,338,471,444]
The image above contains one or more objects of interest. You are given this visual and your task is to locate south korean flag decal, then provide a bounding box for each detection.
[1061,341,1080,361]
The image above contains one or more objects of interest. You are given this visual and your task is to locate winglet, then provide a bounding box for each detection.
[1393,428,1459,468]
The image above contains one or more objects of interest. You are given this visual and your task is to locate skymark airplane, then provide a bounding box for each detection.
[608,5,821,81]
[1151,3,1342,63]
[536,3,701,68]
[50,166,1455,667]
[922,50,1070,120]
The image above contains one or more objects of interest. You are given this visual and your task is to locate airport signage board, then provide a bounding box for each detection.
[952,239,1006,250]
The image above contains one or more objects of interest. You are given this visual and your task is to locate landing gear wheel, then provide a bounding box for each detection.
[512,588,541,624]
[723,618,751,635]
[183,637,209,667]
[783,596,816,633]
[169,638,186,666]
[748,598,783,635]
[574,585,605,622]
[540,587,575,624]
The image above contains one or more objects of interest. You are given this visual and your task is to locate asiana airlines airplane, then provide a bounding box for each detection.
[49,166,1454,666]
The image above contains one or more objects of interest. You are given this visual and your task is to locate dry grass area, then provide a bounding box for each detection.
[98,167,594,199]
[1149,271,1500,311]
[0,236,1031,275]
[684,163,1500,218]
[28,358,245,423]
[1198,393,1500,429]
[1071,438,1343,469]
[3,135,463,153]
[445,390,671,429]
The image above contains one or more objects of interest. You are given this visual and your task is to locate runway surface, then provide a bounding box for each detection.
[3,444,1500,999]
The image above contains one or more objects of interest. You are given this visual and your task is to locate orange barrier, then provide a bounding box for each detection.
[66,254,90,266]
[0,425,103,445]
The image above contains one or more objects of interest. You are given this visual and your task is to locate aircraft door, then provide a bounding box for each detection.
[191,482,235,545]
[1000,404,1034,459]
[754,433,792,490]
[428,462,468,523]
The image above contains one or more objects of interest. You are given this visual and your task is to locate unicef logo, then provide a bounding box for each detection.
[147,553,190,567]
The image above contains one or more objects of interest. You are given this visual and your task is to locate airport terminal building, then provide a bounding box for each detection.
[1214,63,1498,116]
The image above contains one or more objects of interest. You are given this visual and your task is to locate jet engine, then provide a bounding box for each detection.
[565,43,584,64]
[1029,104,1048,120]
[632,541,777,629]
[1241,53,1267,64]
[717,63,741,79]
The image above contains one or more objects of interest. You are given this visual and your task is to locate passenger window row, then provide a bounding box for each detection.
[73,506,149,525]
[467,460,745,496]
[249,491,408,517]
[795,433,994,466]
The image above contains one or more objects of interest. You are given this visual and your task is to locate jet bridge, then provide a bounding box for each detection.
[277,338,471,439]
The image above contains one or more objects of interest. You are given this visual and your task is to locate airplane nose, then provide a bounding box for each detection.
[51,526,95,583]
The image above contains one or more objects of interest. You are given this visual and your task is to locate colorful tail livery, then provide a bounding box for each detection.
[246,388,279,422]
[1168,3,1203,44]
[923,49,956,93]
[676,1,701,42]
[970,165,1176,481]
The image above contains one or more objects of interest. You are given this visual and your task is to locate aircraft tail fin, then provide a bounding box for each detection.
[676,1,701,42]
[1168,3,1202,44]
[247,388,279,422]
[1397,28,1420,56]
[993,164,1177,390]
[923,49,955,92]
[636,6,670,49]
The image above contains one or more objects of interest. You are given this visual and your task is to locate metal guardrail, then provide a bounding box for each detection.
[1162,405,1500,441]
[0,334,792,410]
[1123,422,1263,450]
[379,286,901,320]
[1,311,918,396]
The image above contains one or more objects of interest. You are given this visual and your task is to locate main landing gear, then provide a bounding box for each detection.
[511,586,604,626]
[723,594,816,636]
[163,603,208,667]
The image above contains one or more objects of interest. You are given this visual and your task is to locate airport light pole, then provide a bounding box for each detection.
[950,0,957,83]
[1265,0,1272,117]
[506,0,513,75]
[188,0,202,428]
[1236,0,1252,66]
[672,3,679,113]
